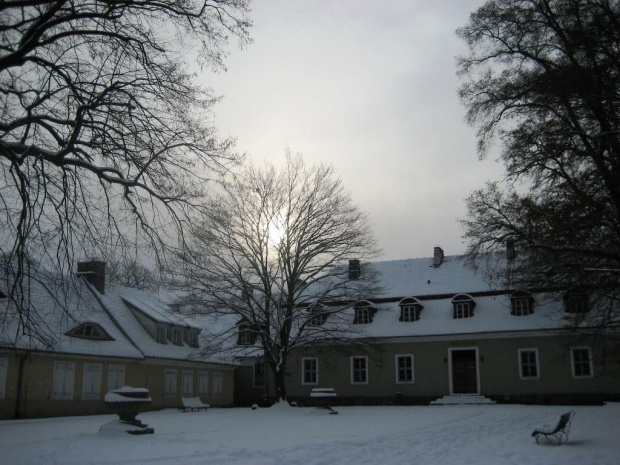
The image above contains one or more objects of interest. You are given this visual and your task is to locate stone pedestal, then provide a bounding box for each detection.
[102,387,154,435]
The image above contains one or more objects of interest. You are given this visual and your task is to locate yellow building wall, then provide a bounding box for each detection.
[0,351,235,420]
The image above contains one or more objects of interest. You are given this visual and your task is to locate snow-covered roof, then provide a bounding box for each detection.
[368,255,496,298]
[0,272,143,359]
[338,254,568,338]
[97,284,208,361]
[346,293,565,339]
[121,295,202,329]
[0,266,235,365]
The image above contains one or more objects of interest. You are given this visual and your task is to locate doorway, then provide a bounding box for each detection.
[449,348,479,394]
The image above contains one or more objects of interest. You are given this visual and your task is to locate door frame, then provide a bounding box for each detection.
[448,347,481,395]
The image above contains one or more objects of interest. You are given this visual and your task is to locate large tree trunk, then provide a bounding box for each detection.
[273,369,287,402]
[269,360,288,402]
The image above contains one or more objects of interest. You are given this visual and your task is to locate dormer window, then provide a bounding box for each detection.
[66,322,113,341]
[308,304,328,326]
[238,328,253,345]
[452,294,475,319]
[510,290,534,316]
[172,327,183,346]
[353,301,375,324]
[188,330,199,348]
[564,293,588,313]
[399,298,423,322]
[156,325,167,344]
[236,319,261,346]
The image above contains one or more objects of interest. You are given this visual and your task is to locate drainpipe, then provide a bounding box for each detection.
[14,351,29,419]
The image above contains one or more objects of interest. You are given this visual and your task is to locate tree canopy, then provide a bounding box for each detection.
[172,154,380,400]
[458,0,620,329]
[0,1,251,342]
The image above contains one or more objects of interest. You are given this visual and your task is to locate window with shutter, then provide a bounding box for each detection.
[53,362,75,400]
[82,364,102,400]
[108,365,125,391]
[213,372,223,396]
[182,371,193,397]
[164,370,177,397]
[198,372,209,396]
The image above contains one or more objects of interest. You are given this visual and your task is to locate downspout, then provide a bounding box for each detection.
[14,351,29,419]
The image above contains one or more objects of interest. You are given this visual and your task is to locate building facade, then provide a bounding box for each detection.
[0,261,236,419]
[235,248,620,405]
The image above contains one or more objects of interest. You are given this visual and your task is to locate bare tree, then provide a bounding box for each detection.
[107,258,159,291]
[172,153,380,401]
[458,1,620,342]
[0,1,251,343]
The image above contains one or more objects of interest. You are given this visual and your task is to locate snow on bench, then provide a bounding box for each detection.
[310,388,337,398]
[531,410,575,445]
[310,388,338,414]
[181,397,210,412]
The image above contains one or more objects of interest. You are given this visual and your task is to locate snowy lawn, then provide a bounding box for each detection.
[1,403,619,465]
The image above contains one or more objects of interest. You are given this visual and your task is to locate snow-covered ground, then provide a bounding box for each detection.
[1,403,619,465]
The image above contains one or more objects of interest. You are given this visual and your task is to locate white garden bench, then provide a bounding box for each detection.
[531,410,575,445]
[310,388,338,414]
[181,397,210,412]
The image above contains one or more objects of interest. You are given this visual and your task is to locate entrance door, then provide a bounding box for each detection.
[451,349,478,394]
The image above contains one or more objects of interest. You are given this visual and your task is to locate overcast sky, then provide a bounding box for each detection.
[204,0,503,261]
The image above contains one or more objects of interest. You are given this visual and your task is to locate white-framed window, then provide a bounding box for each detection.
[254,361,265,388]
[108,365,125,392]
[454,302,474,319]
[198,371,209,396]
[571,347,593,378]
[164,369,177,397]
[302,358,318,385]
[351,356,368,384]
[518,349,540,379]
[213,372,223,396]
[512,299,532,316]
[308,305,328,326]
[182,370,193,397]
[395,355,414,384]
[354,307,371,324]
[401,305,419,322]
[510,291,534,316]
[82,363,102,400]
[0,357,7,399]
[53,361,75,400]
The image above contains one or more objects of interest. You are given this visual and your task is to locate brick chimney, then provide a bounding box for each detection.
[433,247,444,268]
[348,259,361,280]
[77,260,106,294]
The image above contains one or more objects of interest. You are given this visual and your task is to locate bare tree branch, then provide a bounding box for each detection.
[170,152,381,400]
[0,0,251,345]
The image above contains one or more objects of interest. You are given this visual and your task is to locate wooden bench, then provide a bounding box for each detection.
[531,410,575,445]
[181,397,210,412]
[310,388,338,414]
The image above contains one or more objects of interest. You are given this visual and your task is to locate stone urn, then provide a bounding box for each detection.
[103,387,154,434]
